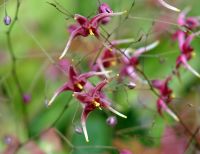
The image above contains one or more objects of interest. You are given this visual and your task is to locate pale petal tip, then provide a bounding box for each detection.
[46,100,52,107]
[86,139,89,142]
[46,93,58,107]
[107,106,127,119]
[82,122,89,142]
[166,108,180,122]
[123,115,127,119]
[59,54,64,60]
[184,61,200,78]
[158,0,181,12]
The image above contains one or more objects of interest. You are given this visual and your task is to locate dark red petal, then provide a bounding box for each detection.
[91,80,108,96]
[69,66,78,82]
[182,34,194,53]
[74,14,89,26]
[68,24,80,34]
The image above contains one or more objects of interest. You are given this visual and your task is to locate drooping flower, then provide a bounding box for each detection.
[152,76,173,100]
[152,76,179,121]
[177,8,200,30]
[173,31,200,78]
[158,0,180,12]
[173,9,200,78]
[47,65,110,106]
[120,40,159,83]
[91,38,135,78]
[59,5,127,59]
[73,79,127,142]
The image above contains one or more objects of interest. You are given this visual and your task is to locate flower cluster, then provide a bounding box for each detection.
[59,3,127,59]
[173,9,200,78]
[48,1,200,143]
[47,65,127,142]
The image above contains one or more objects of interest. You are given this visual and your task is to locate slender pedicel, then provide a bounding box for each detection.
[107,106,127,118]
[158,0,180,12]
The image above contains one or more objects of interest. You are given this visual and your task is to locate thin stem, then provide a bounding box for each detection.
[184,127,200,152]
[6,0,30,138]
[55,129,74,149]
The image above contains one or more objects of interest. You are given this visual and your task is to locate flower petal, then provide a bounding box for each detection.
[111,38,135,46]
[107,106,127,118]
[177,8,190,26]
[59,27,82,59]
[158,99,179,122]
[90,11,127,27]
[74,14,89,26]
[79,71,112,80]
[158,0,180,12]
[69,66,78,82]
[181,56,200,78]
[47,83,71,106]
[81,108,93,142]
[91,79,108,96]
[133,40,159,57]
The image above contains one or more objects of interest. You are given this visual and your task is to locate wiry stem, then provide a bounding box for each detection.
[6,0,30,138]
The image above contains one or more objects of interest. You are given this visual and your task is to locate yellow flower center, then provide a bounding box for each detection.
[110,60,116,66]
[89,28,94,35]
[76,83,83,90]
[192,52,196,57]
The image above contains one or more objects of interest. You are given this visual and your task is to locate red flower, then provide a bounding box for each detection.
[98,3,113,24]
[173,31,200,78]
[91,38,135,78]
[120,41,159,83]
[47,65,110,106]
[152,77,179,121]
[152,76,172,101]
[74,79,127,142]
[59,5,126,59]
[178,8,200,30]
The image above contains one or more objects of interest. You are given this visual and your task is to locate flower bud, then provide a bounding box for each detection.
[4,16,11,25]
[4,136,12,145]
[106,116,117,127]
[75,126,83,134]
[127,82,136,89]
[23,94,31,104]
